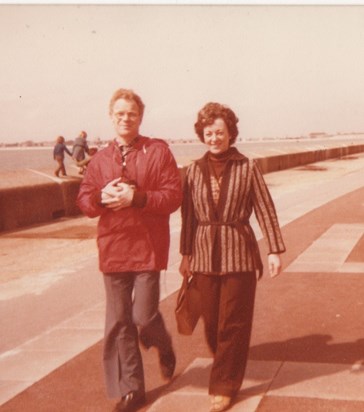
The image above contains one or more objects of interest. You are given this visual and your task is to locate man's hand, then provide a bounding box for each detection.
[101,178,123,201]
[101,178,135,211]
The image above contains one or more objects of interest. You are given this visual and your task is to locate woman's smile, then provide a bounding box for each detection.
[203,118,231,154]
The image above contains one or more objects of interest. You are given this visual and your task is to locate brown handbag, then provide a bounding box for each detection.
[175,275,201,335]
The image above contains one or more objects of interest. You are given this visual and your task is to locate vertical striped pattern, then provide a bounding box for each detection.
[210,175,221,205]
[180,151,285,275]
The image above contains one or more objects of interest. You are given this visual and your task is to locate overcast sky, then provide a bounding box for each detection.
[1,5,364,143]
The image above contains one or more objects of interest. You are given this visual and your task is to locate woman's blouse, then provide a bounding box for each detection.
[207,149,234,205]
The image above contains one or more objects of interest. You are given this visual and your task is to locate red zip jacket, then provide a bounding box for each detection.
[77,136,182,273]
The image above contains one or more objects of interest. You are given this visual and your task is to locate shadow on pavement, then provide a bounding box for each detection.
[249,334,364,365]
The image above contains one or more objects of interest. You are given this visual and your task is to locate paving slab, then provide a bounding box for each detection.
[0,350,75,382]
[257,396,364,412]
[268,361,364,401]
[147,358,281,412]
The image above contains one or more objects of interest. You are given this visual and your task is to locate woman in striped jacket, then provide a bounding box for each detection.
[179,102,286,412]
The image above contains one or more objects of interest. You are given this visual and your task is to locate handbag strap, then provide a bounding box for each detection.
[176,275,191,304]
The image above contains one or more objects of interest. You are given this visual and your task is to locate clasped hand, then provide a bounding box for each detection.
[101,177,135,211]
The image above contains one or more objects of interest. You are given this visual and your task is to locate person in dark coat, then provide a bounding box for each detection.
[53,135,72,177]
[179,102,286,412]
[77,88,182,412]
[72,130,90,174]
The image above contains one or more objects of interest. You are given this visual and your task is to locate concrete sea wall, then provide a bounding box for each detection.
[0,180,81,232]
[255,143,364,174]
[1,142,364,232]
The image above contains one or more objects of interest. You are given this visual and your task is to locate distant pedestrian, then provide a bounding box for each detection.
[53,135,72,177]
[77,88,182,412]
[72,130,90,174]
[179,102,286,412]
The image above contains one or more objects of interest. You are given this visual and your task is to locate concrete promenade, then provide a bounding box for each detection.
[0,146,364,410]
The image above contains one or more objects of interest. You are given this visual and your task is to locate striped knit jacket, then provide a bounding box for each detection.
[180,147,286,277]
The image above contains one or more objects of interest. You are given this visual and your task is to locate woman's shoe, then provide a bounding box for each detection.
[210,395,232,412]
[113,391,146,412]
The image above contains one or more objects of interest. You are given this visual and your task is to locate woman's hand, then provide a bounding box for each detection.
[268,253,282,278]
[179,255,192,278]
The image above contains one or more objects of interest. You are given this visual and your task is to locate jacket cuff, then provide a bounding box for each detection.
[95,191,106,208]
[268,247,286,255]
[132,191,147,208]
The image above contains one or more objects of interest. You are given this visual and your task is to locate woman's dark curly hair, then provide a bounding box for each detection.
[194,102,239,144]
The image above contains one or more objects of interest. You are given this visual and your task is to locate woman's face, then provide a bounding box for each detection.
[203,118,231,155]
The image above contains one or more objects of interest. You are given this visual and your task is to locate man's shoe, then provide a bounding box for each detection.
[159,348,176,380]
[114,392,146,412]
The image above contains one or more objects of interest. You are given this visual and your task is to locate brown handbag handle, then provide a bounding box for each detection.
[176,276,192,307]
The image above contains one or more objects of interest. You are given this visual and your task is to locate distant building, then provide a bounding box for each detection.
[309,132,327,139]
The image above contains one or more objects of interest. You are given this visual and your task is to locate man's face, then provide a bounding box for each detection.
[111,98,142,142]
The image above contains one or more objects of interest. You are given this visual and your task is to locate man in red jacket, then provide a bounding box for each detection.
[77,88,182,412]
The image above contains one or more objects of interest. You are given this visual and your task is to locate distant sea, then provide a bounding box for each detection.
[0,144,207,171]
[1,136,363,171]
[0,147,55,171]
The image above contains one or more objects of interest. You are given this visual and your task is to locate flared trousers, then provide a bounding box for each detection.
[194,271,257,397]
[103,271,172,399]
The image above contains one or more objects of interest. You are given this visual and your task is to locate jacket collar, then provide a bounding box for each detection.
[112,135,145,149]
[194,146,248,222]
